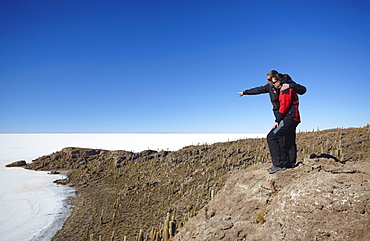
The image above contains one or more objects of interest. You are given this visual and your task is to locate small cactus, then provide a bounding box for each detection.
[163,214,170,241]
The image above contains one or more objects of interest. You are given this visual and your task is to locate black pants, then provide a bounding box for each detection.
[267,119,299,168]
[287,128,297,167]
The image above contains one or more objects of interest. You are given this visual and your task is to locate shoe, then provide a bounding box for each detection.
[288,162,302,168]
[287,164,296,168]
[267,166,286,174]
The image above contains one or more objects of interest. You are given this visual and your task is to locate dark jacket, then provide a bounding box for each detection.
[242,81,306,115]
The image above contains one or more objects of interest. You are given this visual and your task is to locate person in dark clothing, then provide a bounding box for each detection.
[237,71,306,115]
[266,73,301,173]
[236,70,306,168]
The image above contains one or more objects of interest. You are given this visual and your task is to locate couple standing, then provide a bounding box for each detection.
[237,70,306,174]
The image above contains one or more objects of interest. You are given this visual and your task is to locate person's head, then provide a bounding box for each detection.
[271,73,285,89]
[267,70,278,81]
[267,70,278,85]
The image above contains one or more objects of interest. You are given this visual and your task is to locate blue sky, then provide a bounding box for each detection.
[1,0,369,133]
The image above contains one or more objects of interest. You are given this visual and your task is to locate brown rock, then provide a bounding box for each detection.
[48,170,60,174]
[54,179,69,185]
[173,158,370,241]
[5,160,27,167]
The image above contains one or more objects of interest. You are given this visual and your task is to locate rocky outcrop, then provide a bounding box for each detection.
[53,178,69,185]
[5,160,27,167]
[25,147,106,170]
[173,156,370,240]
[20,125,370,240]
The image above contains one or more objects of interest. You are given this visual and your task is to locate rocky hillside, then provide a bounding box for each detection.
[23,126,370,240]
[173,156,370,240]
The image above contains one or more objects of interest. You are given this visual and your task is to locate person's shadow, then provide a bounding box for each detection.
[309,153,345,164]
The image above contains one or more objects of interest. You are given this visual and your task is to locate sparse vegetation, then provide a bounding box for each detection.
[255,204,268,224]
[24,125,370,240]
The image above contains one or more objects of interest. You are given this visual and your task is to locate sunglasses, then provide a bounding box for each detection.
[269,79,278,84]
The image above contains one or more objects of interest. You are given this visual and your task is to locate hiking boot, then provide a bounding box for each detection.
[287,164,296,168]
[267,166,286,174]
[287,162,302,168]
[266,166,284,172]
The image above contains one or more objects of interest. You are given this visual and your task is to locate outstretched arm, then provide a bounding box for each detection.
[237,84,270,97]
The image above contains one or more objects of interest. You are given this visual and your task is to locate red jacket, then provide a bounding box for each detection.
[275,88,300,123]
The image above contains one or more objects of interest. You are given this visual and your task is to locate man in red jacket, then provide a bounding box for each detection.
[266,73,301,174]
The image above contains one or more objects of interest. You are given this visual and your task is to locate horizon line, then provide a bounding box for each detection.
[0,132,267,134]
